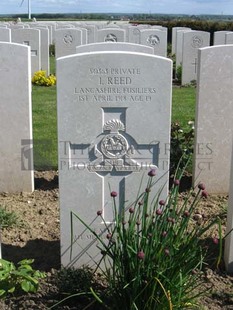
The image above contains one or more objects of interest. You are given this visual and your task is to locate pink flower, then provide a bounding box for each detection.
[159,200,166,206]
[111,191,117,197]
[212,237,219,245]
[156,209,163,215]
[137,251,145,260]
[201,190,208,198]
[106,233,112,240]
[198,182,205,190]
[173,179,180,186]
[148,169,156,177]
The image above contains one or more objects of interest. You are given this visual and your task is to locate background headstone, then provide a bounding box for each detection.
[55,28,82,58]
[213,30,229,45]
[0,28,11,42]
[11,28,41,76]
[140,29,167,57]
[181,30,210,85]
[0,42,34,192]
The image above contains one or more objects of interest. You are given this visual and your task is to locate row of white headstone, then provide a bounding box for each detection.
[0,21,168,75]
[173,27,233,85]
[0,38,233,271]
[1,21,233,84]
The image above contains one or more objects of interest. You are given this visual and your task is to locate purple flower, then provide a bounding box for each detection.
[97,210,102,216]
[137,251,145,260]
[138,201,143,206]
[106,233,112,240]
[198,182,205,190]
[111,191,117,197]
[173,179,180,186]
[162,231,167,237]
[159,200,166,206]
[145,187,151,193]
[156,209,163,215]
[201,190,208,198]
[129,207,134,214]
[148,169,156,177]
[212,237,219,245]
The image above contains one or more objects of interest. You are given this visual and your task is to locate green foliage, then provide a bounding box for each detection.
[176,65,182,84]
[170,121,194,174]
[0,207,18,228]
[71,167,221,309]
[57,267,93,295]
[49,44,55,57]
[0,259,46,298]
[32,70,56,87]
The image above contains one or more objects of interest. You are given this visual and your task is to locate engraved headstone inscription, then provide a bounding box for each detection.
[57,51,172,267]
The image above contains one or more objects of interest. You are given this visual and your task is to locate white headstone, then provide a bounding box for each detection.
[193,45,233,193]
[0,28,11,42]
[181,31,210,85]
[0,42,34,192]
[128,27,141,44]
[76,42,154,54]
[172,27,191,55]
[11,28,41,76]
[140,29,167,57]
[225,142,233,272]
[55,28,82,58]
[35,28,50,75]
[225,32,233,44]
[82,25,96,44]
[213,30,229,45]
[57,51,172,267]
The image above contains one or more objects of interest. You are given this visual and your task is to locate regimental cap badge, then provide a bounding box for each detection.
[103,119,125,133]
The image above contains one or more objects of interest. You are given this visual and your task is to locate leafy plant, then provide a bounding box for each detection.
[71,164,221,310]
[32,70,56,87]
[170,121,194,174]
[176,64,182,84]
[0,258,46,298]
[0,207,18,228]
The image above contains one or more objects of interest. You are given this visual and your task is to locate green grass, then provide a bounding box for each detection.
[32,84,57,170]
[172,86,196,129]
[32,58,196,170]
